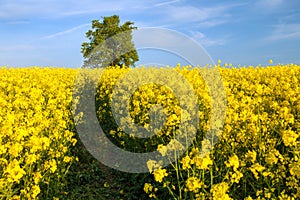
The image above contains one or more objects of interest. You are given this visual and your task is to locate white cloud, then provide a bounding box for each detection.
[6,20,30,25]
[0,0,131,19]
[150,3,248,28]
[40,23,90,39]
[191,31,227,47]
[59,2,126,17]
[196,19,228,28]
[0,0,65,19]
[132,28,214,66]
[254,0,286,13]
[166,6,226,23]
[256,0,283,7]
[192,31,205,39]
[266,23,300,41]
[153,0,181,7]
[0,0,242,32]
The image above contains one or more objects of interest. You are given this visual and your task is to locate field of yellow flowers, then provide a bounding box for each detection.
[0,63,299,199]
[0,68,78,199]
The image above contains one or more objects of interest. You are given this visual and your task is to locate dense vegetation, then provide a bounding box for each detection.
[0,63,299,199]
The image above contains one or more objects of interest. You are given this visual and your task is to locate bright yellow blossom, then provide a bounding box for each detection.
[157,144,167,156]
[250,163,265,180]
[186,177,203,193]
[181,155,192,170]
[282,130,298,147]
[153,168,168,183]
[245,150,257,163]
[1,64,300,199]
[193,154,213,170]
[225,154,239,171]
[210,182,232,200]
[4,159,26,183]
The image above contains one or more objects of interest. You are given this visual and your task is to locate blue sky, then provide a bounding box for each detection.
[0,0,299,68]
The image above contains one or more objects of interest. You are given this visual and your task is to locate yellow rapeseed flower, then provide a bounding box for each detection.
[250,163,265,180]
[4,159,26,183]
[193,154,213,170]
[289,160,300,178]
[282,130,298,147]
[225,154,239,171]
[181,155,192,170]
[157,144,167,156]
[186,177,203,193]
[210,182,232,200]
[153,168,168,183]
[245,150,257,163]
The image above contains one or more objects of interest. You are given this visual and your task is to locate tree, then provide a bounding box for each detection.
[81,15,139,68]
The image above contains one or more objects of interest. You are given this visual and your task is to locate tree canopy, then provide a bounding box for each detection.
[81,15,139,68]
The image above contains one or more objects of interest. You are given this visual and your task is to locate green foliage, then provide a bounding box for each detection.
[81,15,139,68]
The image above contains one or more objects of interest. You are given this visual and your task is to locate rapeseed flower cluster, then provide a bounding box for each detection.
[1,63,300,199]
[138,64,300,199]
[0,67,78,199]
